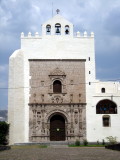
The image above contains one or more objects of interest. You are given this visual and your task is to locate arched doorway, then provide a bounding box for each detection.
[50,114,65,141]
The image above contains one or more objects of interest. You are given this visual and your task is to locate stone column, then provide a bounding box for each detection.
[79,106,82,136]
[70,105,74,134]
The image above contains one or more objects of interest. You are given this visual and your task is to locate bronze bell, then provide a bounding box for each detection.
[47,28,50,32]
[65,29,69,34]
[56,28,60,33]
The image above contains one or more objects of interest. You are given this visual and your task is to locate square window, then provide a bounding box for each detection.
[103,116,110,127]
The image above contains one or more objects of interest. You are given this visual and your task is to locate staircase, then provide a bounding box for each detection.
[14,141,73,148]
[47,141,69,148]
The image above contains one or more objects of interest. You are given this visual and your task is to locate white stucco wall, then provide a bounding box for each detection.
[8,50,25,144]
[87,81,120,142]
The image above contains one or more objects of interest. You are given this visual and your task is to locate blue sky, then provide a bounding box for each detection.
[0,0,120,109]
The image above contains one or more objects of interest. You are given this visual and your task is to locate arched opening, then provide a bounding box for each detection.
[101,88,105,93]
[65,25,69,35]
[46,24,51,35]
[55,23,61,35]
[53,80,62,93]
[50,114,65,141]
[96,99,117,114]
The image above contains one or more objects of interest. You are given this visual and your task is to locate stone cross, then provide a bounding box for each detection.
[56,9,60,14]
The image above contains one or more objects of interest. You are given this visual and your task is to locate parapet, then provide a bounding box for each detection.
[21,32,42,39]
[76,31,94,38]
[21,31,94,39]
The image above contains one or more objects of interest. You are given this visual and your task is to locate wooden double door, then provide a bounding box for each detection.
[50,115,65,141]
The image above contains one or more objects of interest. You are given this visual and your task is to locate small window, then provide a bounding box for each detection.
[53,80,62,93]
[89,71,91,74]
[46,25,51,35]
[55,23,61,35]
[70,80,73,85]
[101,88,105,93]
[88,57,90,61]
[103,116,110,127]
[65,25,69,35]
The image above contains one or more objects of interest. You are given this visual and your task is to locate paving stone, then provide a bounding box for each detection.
[0,147,120,160]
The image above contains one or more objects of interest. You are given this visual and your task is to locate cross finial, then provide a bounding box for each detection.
[56,9,60,14]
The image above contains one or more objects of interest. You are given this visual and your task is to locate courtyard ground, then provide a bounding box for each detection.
[0,147,120,160]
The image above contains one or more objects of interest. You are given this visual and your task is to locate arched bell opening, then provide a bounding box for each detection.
[65,25,69,35]
[46,24,51,35]
[50,114,65,141]
[55,23,61,35]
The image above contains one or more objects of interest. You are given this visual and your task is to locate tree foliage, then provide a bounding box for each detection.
[0,122,9,145]
[75,140,80,146]
[106,136,117,145]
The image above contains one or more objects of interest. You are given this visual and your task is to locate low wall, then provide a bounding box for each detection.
[0,145,11,151]
[105,144,120,151]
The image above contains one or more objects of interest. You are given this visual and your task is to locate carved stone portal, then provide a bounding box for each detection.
[29,104,86,142]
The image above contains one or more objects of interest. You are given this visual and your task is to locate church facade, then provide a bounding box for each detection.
[8,13,120,144]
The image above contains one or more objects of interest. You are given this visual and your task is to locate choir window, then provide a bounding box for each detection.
[53,80,62,93]
[96,99,117,114]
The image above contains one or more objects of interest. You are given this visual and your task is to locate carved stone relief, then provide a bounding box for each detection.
[70,94,73,103]
[51,96,63,103]
[74,109,78,124]
[41,94,44,102]
[29,104,86,142]
[49,67,66,76]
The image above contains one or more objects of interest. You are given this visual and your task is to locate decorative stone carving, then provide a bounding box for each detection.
[41,94,44,102]
[33,93,36,97]
[74,109,78,124]
[79,122,82,130]
[48,68,67,94]
[79,94,81,103]
[46,123,50,130]
[70,94,73,103]
[70,122,74,134]
[29,104,86,142]
[51,96,63,103]
[49,67,66,76]
[27,51,87,142]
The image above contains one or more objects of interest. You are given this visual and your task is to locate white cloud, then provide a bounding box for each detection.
[0,64,8,73]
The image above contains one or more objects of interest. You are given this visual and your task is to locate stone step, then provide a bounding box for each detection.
[14,141,73,146]
[48,145,68,148]
[46,141,69,145]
